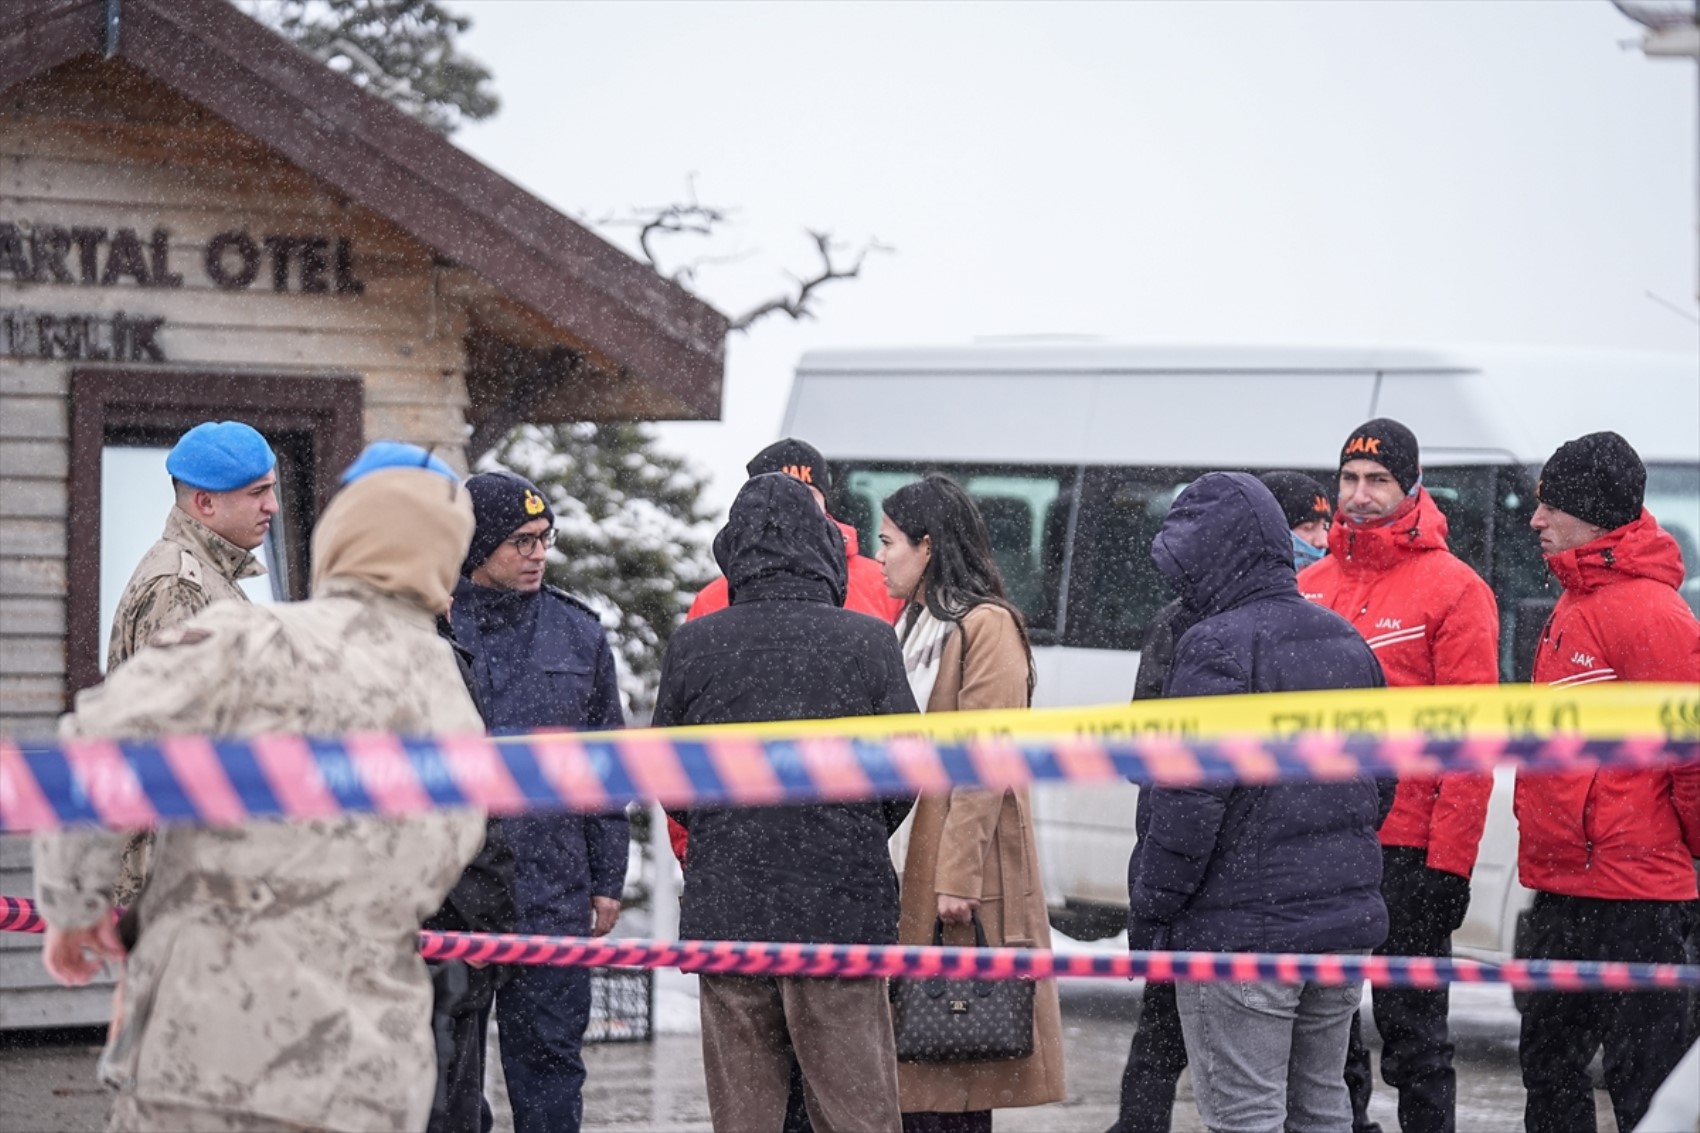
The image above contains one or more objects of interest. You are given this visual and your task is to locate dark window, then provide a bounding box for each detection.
[1063,467,1198,651]
[1645,462,1700,618]
[1487,465,1553,681]
[832,463,1075,642]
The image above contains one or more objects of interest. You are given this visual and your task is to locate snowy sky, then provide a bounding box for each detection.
[450,1,1698,513]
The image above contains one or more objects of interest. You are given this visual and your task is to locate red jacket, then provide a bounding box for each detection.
[1298,489,1499,877]
[1515,510,1700,902]
[669,518,905,862]
[684,519,906,625]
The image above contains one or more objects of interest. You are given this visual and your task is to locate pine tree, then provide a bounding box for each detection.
[238,0,498,135]
[490,423,718,720]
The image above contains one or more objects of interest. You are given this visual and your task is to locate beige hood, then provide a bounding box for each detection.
[310,466,475,614]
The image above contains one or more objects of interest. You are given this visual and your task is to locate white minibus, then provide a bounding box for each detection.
[784,342,1700,960]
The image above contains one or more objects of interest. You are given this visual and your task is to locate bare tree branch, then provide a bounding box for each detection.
[592,181,891,329]
[728,230,892,334]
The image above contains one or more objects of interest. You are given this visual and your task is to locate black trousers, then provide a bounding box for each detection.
[1346,848,1456,1133]
[1518,892,1691,1133]
[428,961,501,1133]
[1109,980,1188,1133]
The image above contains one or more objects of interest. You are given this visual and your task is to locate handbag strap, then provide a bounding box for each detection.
[931,914,991,949]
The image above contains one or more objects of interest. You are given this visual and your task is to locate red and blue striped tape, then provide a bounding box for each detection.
[2,896,1692,992]
[3,732,1695,833]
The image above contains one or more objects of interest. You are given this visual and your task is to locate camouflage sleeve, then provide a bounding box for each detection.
[33,828,128,930]
[107,576,211,672]
[39,606,259,927]
[69,605,257,740]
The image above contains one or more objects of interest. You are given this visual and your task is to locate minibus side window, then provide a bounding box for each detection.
[1063,468,1195,652]
[1489,465,1554,682]
[1415,466,1495,580]
[1645,462,1700,619]
[835,463,1073,639]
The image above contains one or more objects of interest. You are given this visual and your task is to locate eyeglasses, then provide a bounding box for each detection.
[507,528,557,557]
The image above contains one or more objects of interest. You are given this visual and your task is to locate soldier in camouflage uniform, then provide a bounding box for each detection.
[38,449,488,1133]
[106,420,278,672]
[105,421,278,905]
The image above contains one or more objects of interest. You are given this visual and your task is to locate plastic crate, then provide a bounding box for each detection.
[585,967,652,1043]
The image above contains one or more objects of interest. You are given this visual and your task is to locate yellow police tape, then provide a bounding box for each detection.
[501,682,1700,748]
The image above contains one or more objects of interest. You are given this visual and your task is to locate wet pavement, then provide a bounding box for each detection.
[3,977,1628,1132]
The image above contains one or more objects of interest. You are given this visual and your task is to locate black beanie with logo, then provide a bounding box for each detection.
[1536,431,1645,533]
[1259,471,1333,531]
[461,470,555,575]
[1339,418,1421,494]
[746,438,832,495]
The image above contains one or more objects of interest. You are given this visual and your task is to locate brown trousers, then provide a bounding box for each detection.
[699,974,902,1133]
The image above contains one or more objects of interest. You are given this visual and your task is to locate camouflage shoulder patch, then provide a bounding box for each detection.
[177,550,205,589]
[147,626,213,649]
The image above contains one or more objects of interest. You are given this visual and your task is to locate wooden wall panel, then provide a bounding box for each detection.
[1,66,477,741]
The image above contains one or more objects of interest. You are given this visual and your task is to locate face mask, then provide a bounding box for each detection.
[1291,531,1326,570]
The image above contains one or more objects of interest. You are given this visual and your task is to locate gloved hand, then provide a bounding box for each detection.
[1424,867,1472,934]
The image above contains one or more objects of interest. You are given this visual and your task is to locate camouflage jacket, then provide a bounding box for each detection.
[37,578,485,1132]
[106,508,265,672]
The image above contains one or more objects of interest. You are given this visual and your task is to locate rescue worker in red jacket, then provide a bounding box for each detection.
[1514,431,1700,1133]
[686,438,904,625]
[1299,419,1499,1133]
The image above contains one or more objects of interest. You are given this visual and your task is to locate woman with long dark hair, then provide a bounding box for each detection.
[876,473,1065,1133]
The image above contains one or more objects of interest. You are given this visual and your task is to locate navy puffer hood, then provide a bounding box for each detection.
[1153,472,1296,619]
[713,473,848,608]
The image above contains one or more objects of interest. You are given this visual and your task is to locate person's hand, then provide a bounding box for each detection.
[591,896,621,937]
[1425,867,1473,934]
[937,894,979,926]
[42,919,125,986]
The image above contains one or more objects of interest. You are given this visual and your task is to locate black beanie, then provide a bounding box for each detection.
[1536,431,1645,533]
[1340,418,1420,494]
[1259,471,1333,531]
[746,438,831,495]
[462,470,555,574]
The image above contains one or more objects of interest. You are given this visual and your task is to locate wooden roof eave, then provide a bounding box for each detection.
[0,0,728,422]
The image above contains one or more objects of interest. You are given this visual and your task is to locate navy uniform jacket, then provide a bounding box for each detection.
[451,579,628,935]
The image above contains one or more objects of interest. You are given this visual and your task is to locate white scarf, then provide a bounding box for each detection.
[899,607,957,712]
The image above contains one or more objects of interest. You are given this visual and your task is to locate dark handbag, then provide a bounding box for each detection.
[890,913,1036,1063]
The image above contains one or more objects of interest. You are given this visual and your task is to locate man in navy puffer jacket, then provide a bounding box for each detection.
[1127,472,1389,1133]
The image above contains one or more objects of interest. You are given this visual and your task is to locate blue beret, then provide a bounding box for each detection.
[340,441,458,485]
[165,421,277,491]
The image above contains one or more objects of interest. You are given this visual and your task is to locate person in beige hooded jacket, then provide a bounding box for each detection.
[36,445,487,1133]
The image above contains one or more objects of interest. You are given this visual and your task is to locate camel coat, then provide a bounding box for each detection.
[896,603,1067,1113]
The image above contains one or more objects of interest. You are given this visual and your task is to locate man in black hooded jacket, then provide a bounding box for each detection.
[654,473,918,1133]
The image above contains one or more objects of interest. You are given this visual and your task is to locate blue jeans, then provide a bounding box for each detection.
[1176,972,1364,1133]
[498,966,593,1133]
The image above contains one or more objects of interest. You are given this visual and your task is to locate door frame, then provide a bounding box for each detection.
[65,369,364,698]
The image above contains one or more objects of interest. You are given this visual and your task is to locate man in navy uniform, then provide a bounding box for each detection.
[450,470,627,1133]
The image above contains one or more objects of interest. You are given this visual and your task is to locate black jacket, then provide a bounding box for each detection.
[1127,472,1389,954]
[426,618,518,938]
[654,474,918,945]
[451,579,628,935]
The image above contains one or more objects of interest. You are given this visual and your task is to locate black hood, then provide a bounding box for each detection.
[712,473,848,607]
[1151,471,1296,619]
